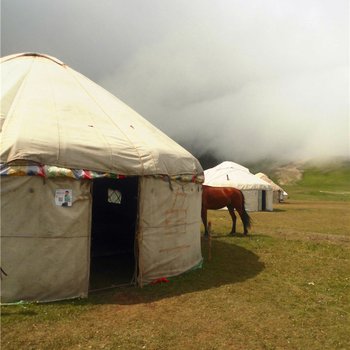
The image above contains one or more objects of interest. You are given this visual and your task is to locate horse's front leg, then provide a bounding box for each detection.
[201,208,209,237]
[227,205,237,235]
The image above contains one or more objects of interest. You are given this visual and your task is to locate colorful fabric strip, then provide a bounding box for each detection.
[0,164,204,184]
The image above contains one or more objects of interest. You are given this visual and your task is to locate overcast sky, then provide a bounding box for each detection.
[1,0,349,164]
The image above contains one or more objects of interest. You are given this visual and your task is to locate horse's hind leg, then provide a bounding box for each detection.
[237,210,248,235]
[227,204,237,235]
[236,208,251,235]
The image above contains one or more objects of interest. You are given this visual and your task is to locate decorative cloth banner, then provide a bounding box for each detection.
[0,164,124,180]
[0,163,204,184]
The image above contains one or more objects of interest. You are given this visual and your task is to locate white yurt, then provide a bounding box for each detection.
[204,161,273,211]
[0,53,204,303]
[255,173,288,203]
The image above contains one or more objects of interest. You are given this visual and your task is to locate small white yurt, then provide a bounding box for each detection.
[204,161,273,211]
[255,173,288,203]
[0,53,204,303]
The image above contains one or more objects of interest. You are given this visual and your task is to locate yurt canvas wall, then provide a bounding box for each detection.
[0,53,203,303]
[204,161,273,212]
[240,188,273,211]
[1,175,92,302]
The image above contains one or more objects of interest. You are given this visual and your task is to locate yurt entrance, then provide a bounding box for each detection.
[261,190,267,211]
[89,177,139,290]
[258,190,267,211]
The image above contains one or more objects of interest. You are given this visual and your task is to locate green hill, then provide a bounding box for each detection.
[279,161,350,201]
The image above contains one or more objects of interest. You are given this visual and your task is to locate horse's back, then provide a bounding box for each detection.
[202,185,243,210]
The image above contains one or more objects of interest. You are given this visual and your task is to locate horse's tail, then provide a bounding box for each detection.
[241,192,252,231]
[241,209,252,230]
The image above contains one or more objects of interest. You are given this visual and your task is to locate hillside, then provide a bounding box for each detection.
[272,160,350,201]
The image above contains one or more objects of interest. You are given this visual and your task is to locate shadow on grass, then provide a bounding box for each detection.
[1,237,264,310]
[86,237,265,306]
[272,208,287,212]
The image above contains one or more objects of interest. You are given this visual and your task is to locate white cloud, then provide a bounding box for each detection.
[2,0,349,162]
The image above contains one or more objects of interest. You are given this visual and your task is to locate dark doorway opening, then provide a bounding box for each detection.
[261,190,266,211]
[89,177,139,290]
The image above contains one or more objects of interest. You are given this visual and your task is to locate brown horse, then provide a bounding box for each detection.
[201,185,252,236]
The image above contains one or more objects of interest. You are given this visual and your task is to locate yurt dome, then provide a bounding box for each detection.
[1,53,204,303]
[1,53,202,176]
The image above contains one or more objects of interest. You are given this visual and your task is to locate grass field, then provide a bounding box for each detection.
[1,166,350,349]
[278,160,350,202]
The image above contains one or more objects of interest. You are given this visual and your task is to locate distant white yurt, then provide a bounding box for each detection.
[255,173,288,203]
[0,53,204,303]
[204,161,273,211]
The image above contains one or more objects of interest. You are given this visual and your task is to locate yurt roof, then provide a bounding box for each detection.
[0,53,203,177]
[204,161,272,190]
[255,172,284,192]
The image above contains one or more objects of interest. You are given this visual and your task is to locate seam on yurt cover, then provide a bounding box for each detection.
[87,74,159,174]
[64,67,119,171]
[62,67,114,172]
[45,59,61,163]
[67,68,149,175]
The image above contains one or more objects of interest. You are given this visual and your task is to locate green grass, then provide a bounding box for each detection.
[2,199,350,350]
[283,163,350,201]
[1,165,350,349]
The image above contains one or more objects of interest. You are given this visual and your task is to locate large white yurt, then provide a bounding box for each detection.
[255,172,288,203]
[204,161,273,211]
[0,53,204,303]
